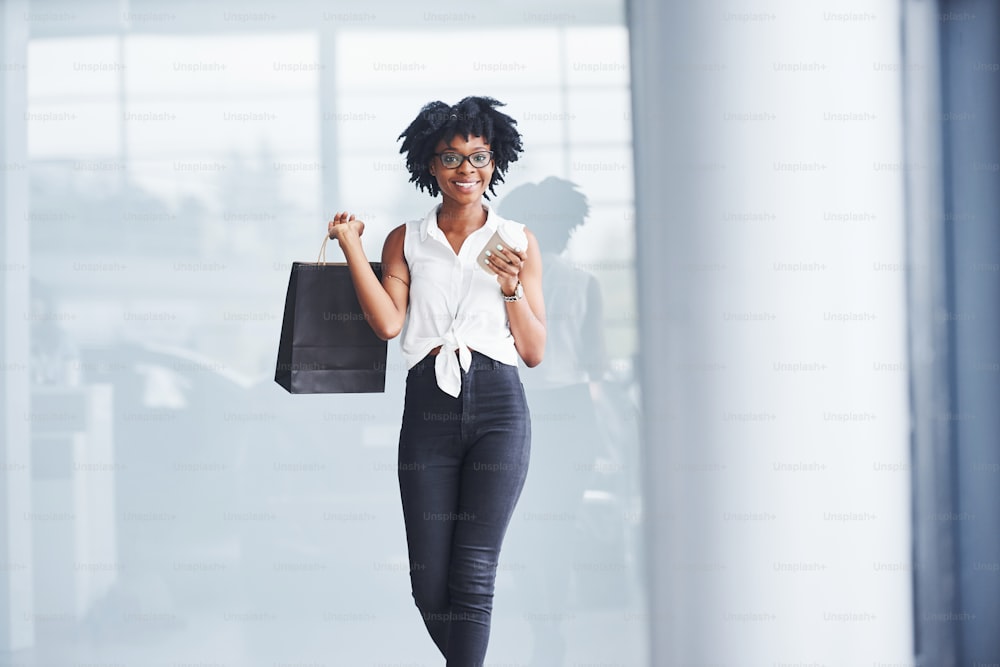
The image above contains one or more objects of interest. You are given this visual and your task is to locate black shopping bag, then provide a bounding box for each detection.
[274,237,386,393]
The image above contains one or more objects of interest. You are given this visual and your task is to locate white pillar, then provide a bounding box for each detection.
[629,1,914,664]
[1,0,35,652]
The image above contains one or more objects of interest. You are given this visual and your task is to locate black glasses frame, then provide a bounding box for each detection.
[434,151,494,169]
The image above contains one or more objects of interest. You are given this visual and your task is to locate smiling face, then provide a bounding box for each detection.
[429,134,495,206]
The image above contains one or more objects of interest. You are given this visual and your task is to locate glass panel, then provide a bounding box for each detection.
[21,5,643,665]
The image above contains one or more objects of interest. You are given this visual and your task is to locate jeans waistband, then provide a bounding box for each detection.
[412,349,514,374]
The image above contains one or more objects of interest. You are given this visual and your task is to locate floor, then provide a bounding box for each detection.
[2,606,647,666]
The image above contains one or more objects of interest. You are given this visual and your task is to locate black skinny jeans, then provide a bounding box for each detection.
[397,351,531,667]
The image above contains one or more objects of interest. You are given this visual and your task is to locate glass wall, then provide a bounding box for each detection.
[11,1,644,665]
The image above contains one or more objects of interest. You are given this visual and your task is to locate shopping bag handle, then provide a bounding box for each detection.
[318,234,331,264]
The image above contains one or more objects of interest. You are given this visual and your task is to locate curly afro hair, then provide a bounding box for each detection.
[397,95,524,199]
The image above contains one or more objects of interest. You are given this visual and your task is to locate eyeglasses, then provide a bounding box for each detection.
[434,151,494,169]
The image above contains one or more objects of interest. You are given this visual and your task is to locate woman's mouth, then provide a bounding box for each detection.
[452,180,481,193]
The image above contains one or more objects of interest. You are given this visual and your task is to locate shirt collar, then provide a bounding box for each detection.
[419,203,499,243]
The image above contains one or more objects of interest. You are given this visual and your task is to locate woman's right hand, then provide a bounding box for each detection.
[328,211,365,242]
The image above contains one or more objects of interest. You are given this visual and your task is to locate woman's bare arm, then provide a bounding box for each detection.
[329,213,409,341]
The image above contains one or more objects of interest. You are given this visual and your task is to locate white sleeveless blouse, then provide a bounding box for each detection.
[400,204,525,397]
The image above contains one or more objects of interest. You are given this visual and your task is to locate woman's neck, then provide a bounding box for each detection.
[437,200,487,234]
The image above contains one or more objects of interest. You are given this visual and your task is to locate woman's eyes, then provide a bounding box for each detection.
[439,152,491,167]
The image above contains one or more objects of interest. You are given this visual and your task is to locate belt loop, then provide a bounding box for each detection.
[492,358,499,371]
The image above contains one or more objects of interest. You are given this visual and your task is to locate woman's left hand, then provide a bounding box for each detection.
[484,245,528,296]
[328,211,366,242]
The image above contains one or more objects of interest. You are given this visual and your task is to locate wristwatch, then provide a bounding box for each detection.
[502,282,524,302]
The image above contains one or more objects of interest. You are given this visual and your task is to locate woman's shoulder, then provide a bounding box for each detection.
[387,214,431,262]
[386,217,423,243]
[399,205,442,239]
[386,222,409,238]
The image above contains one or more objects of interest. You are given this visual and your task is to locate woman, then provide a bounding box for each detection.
[326,96,546,666]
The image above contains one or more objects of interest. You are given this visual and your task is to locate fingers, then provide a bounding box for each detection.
[328,212,359,228]
[485,246,524,276]
[497,245,526,267]
[328,212,345,238]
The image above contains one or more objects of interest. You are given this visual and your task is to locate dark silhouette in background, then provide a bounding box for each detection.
[29,280,80,387]
[498,178,615,667]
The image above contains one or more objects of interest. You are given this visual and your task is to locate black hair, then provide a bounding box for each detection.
[497,177,589,253]
[397,95,524,199]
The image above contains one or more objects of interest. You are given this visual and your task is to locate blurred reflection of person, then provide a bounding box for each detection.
[497,178,608,666]
[326,96,546,666]
[29,279,80,386]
